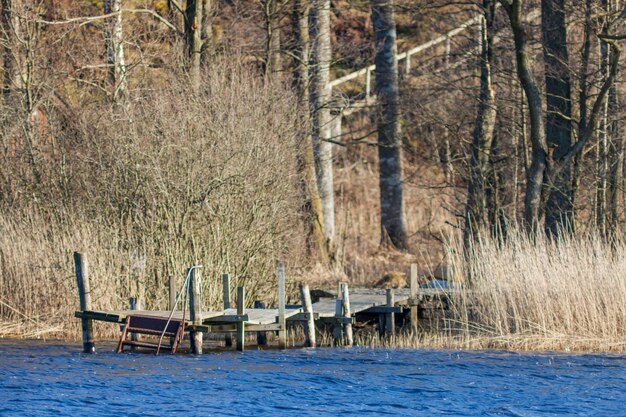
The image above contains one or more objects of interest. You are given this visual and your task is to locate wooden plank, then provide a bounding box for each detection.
[74,252,95,353]
[188,268,203,354]
[236,286,245,352]
[360,306,402,314]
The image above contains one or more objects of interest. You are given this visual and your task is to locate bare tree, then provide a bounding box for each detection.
[103,0,127,102]
[309,0,335,247]
[371,0,407,249]
[464,0,497,247]
[185,0,204,91]
[1,0,12,101]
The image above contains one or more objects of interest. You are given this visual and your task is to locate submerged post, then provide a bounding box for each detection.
[223,274,232,347]
[299,284,316,348]
[254,300,268,346]
[277,262,287,349]
[188,267,203,354]
[236,286,245,352]
[410,263,418,334]
[340,283,353,347]
[386,288,395,337]
[74,252,95,353]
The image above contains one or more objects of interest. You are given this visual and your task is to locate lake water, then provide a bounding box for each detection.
[0,340,624,416]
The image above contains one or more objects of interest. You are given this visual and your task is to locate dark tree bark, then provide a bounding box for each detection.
[371,0,408,249]
[542,0,573,236]
[185,0,204,92]
[500,0,548,234]
[464,0,497,247]
[1,0,12,101]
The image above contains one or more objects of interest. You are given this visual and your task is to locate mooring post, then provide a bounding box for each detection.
[333,289,343,346]
[223,274,232,347]
[168,276,176,311]
[236,286,245,352]
[188,267,203,354]
[386,288,395,337]
[410,263,418,334]
[340,283,353,347]
[129,297,141,349]
[74,252,95,353]
[277,262,287,349]
[254,300,268,346]
[299,284,316,348]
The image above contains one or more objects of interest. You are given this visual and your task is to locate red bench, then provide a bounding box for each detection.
[116,314,184,354]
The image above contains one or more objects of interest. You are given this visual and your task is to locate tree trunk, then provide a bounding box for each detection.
[1,0,12,101]
[263,0,281,77]
[185,0,204,92]
[103,0,127,102]
[371,0,407,249]
[309,0,335,246]
[501,0,548,234]
[293,0,329,264]
[464,2,497,247]
[201,0,212,64]
[542,0,573,236]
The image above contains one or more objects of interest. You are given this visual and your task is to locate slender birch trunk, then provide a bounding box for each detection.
[103,0,127,102]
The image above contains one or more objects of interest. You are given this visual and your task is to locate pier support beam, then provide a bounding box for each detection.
[386,288,395,337]
[340,283,353,347]
[74,252,95,353]
[299,284,316,348]
[188,268,203,354]
[236,286,245,352]
[333,289,343,346]
[223,274,233,347]
[129,297,141,349]
[277,262,287,349]
[254,300,268,346]
[410,263,418,334]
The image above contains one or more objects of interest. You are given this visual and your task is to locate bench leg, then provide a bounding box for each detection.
[116,317,131,353]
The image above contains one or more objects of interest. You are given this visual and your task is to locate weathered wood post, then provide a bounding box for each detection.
[277,262,287,349]
[410,263,418,334]
[333,288,343,346]
[236,286,245,352]
[340,283,353,347]
[223,274,232,347]
[299,284,316,348]
[254,300,268,346]
[74,252,95,353]
[188,267,203,354]
[386,288,395,337]
[168,276,176,311]
[129,297,141,349]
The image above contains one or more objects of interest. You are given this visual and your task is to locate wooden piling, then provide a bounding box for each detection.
[168,276,176,311]
[223,274,232,347]
[254,300,268,346]
[333,291,343,346]
[236,286,245,352]
[277,262,287,349]
[129,297,141,349]
[188,268,203,354]
[340,283,353,347]
[410,263,418,334]
[74,252,95,353]
[299,285,316,348]
[386,288,395,337]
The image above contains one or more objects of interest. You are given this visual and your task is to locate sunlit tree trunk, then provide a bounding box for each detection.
[103,0,127,102]
[185,0,204,92]
[293,0,329,264]
[262,0,282,76]
[309,0,335,246]
[371,0,407,249]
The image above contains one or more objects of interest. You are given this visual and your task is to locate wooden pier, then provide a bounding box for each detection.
[73,252,459,354]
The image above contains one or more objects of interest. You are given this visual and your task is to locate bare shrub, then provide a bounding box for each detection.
[0,61,306,338]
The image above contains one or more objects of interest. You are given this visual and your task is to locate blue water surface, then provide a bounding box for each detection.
[0,340,624,416]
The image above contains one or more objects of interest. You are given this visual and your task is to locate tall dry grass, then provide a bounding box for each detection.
[0,61,307,338]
